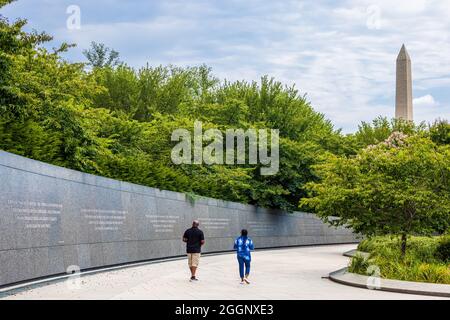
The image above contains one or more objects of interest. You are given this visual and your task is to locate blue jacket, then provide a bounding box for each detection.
[234,236,254,260]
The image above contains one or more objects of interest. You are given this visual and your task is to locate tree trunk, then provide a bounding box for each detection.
[401,233,407,257]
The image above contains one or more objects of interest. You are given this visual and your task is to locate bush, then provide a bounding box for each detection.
[358,236,440,262]
[435,237,450,262]
[348,254,370,274]
[351,236,450,284]
[416,264,450,284]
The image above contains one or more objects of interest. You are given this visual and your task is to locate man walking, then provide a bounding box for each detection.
[182,220,205,281]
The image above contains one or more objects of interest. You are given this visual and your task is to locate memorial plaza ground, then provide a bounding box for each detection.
[1,244,444,300]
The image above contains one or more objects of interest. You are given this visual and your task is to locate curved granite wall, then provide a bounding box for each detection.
[0,151,356,287]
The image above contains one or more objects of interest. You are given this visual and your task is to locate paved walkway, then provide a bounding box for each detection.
[1,244,443,300]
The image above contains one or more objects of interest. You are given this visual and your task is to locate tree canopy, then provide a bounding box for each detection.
[1,0,449,234]
[302,132,450,254]
[0,2,348,211]
[83,41,121,68]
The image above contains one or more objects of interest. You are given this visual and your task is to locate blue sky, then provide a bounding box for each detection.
[2,0,449,133]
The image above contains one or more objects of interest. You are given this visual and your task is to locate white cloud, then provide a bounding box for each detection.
[413,95,439,108]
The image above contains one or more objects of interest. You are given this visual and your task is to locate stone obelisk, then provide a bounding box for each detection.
[395,44,413,121]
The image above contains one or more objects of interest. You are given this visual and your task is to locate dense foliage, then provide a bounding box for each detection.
[435,236,450,263]
[302,131,450,254]
[349,236,450,284]
[0,2,348,211]
[1,0,449,242]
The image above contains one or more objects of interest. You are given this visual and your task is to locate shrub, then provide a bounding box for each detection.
[435,237,450,263]
[351,236,450,284]
[348,254,370,274]
[417,264,450,284]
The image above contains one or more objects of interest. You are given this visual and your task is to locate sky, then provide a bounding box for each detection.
[2,0,449,133]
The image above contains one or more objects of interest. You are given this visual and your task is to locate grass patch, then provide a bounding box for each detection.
[348,236,450,284]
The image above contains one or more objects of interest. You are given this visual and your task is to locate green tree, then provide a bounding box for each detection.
[0,1,106,172]
[91,65,139,115]
[0,0,52,119]
[429,119,450,145]
[349,116,425,150]
[4,0,448,214]
[302,132,450,256]
[83,41,120,68]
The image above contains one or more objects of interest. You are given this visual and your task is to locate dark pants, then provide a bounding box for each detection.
[237,256,251,278]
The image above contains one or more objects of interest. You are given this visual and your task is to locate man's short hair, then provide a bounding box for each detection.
[241,229,248,236]
[192,220,199,227]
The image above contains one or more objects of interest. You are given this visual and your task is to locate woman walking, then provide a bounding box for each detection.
[233,229,254,284]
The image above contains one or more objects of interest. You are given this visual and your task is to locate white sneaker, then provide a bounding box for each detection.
[244,278,250,284]
[240,280,245,285]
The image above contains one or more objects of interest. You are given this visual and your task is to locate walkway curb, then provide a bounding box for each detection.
[329,267,450,298]
[342,249,370,259]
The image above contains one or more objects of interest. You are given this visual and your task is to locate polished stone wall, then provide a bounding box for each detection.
[0,150,356,286]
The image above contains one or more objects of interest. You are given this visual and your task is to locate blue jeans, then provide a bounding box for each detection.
[237,256,251,278]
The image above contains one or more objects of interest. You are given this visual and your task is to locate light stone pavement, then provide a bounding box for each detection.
[1,244,444,300]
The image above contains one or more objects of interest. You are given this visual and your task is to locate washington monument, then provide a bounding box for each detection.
[395,44,413,121]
